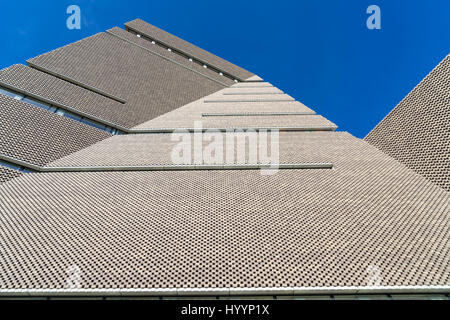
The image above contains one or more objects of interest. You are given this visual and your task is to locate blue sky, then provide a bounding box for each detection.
[1,0,449,138]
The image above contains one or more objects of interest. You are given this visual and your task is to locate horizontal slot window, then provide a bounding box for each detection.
[126,29,239,82]
[80,118,106,130]
[22,97,57,112]
[59,109,82,121]
[0,87,23,100]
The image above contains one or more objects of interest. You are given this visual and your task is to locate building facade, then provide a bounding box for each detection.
[0,19,448,299]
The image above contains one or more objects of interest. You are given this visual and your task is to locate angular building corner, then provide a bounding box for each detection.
[365,54,450,191]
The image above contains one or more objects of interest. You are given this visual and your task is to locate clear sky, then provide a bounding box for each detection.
[1,0,449,138]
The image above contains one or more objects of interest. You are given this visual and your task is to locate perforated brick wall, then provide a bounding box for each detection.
[107,27,235,86]
[0,65,134,128]
[48,131,346,168]
[0,94,111,166]
[0,19,448,293]
[1,132,448,289]
[365,55,450,191]
[28,32,225,127]
[132,87,331,130]
[125,19,255,81]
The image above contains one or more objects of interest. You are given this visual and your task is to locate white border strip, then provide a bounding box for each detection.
[41,163,333,172]
[222,92,284,95]
[231,84,273,88]
[0,156,333,173]
[0,286,448,297]
[130,126,337,133]
[202,112,316,117]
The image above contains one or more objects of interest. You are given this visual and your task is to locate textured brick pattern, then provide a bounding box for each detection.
[0,166,21,183]
[107,27,235,86]
[125,19,254,81]
[0,136,448,289]
[365,55,450,191]
[0,19,448,293]
[136,114,334,130]
[48,131,346,167]
[28,32,225,127]
[0,65,137,128]
[0,94,111,166]
[133,87,332,130]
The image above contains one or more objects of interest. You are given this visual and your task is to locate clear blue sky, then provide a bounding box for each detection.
[1,0,449,138]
